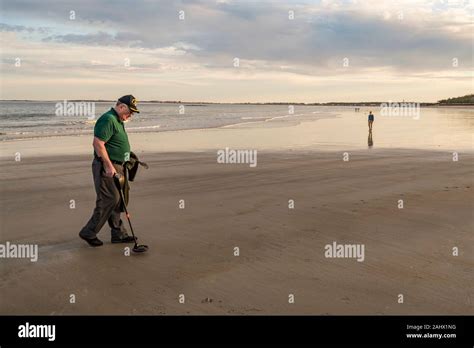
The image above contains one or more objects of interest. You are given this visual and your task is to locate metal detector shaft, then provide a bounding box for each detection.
[114,174,138,246]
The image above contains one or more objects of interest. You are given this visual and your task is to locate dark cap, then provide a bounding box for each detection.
[118,95,140,113]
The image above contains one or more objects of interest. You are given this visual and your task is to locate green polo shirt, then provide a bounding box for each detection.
[94,108,130,162]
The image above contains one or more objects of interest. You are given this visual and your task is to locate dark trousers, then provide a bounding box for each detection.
[79,158,128,239]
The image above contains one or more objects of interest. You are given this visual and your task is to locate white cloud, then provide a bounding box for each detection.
[0,0,472,101]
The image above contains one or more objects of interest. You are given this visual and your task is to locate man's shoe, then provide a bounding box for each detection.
[79,233,103,247]
[111,235,137,244]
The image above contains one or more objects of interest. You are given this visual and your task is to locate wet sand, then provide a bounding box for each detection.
[0,147,473,314]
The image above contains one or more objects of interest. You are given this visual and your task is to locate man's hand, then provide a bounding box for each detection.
[93,136,117,177]
[104,163,117,177]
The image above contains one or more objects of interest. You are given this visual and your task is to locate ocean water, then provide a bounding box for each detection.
[0,101,472,151]
[0,101,331,140]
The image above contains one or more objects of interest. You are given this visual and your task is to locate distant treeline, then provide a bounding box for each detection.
[437,94,474,105]
[3,94,473,106]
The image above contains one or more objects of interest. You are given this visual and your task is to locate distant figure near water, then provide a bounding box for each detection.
[368,111,374,130]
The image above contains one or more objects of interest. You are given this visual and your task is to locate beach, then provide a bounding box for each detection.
[2,2,474,345]
[1,109,473,314]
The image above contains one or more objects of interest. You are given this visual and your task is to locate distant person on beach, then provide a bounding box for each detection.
[79,95,140,247]
[368,111,374,130]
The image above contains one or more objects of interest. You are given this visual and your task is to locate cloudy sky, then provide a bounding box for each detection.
[0,0,472,102]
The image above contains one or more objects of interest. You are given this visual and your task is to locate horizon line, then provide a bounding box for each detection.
[1,99,466,105]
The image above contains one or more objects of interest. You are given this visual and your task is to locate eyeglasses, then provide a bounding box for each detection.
[124,105,134,116]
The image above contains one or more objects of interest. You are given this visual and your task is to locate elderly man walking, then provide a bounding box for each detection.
[79,95,140,247]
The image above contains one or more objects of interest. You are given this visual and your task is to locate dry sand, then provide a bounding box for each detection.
[0,146,473,314]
